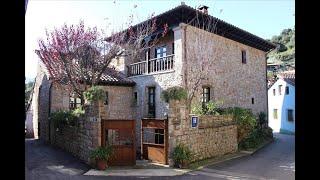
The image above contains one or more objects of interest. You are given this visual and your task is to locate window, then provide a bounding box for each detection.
[273,109,278,119]
[287,109,294,122]
[278,85,283,95]
[273,89,276,96]
[285,86,289,95]
[154,129,164,144]
[133,92,138,106]
[69,92,82,110]
[155,46,167,58]
[148,87,156,118]
[172,42,174,54]
[251,98,254,104]
[104,91,109,105]
[241,50,247,64]
[202,87,210,103]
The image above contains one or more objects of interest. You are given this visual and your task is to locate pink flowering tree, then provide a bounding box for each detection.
[36,15,168,100]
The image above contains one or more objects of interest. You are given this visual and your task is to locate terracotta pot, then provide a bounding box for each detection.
[96,159,108,170]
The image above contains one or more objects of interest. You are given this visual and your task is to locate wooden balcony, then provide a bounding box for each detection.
[128,55,174,76]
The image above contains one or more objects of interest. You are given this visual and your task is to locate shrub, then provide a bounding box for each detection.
[239,127,273,150]
[90,146,114,161]
[72,106,85,117]
[84,86,106,103]
[222,107,257,142]
[191,101,222,115]
[161,86,187,103]
[50,110,78,128]
[257,112,267,129]
[172,144,193,168]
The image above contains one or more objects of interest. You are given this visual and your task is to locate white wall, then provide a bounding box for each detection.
[268,79,295,133]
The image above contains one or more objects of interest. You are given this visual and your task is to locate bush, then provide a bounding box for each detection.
[90,146,114,161]
[72,106,85,117]
[239,127,273,150]
[191,101,222,115]
[50,110,78,128]
[257,112,267,129]
[172,144,193,168]
[84,86,106,103]
[222,107,257,142]
[161,86,188,103]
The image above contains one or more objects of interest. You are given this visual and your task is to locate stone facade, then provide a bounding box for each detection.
[168,100,238,165]
[182,23,267,114]
[108,23,267,155]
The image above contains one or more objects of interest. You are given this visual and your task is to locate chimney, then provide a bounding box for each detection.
[198,5,209,15]
[181,2,185,5]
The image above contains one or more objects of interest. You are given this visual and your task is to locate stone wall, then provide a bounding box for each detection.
[51,104,101,165]
[98,86,134,120]
[168,100,238,165]
[182,23,268,114]
[48,84,134,165]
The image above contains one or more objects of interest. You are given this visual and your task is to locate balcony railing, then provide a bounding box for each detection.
[129,55,174,76]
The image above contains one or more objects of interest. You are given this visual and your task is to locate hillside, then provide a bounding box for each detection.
[266,27,295,70]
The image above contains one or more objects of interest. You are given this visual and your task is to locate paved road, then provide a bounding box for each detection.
[26,133,294,180]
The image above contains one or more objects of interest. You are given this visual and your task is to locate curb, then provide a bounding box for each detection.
[188,138,275,172]
[240,138,274,155]
[188,152,249,172]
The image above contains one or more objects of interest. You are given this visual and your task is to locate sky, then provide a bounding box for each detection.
[25,0,295,81]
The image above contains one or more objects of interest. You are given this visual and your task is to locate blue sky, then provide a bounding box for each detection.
[25,0,294,80]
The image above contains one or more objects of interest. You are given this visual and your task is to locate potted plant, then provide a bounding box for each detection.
[90,146,113,170]
[172,144,192,169]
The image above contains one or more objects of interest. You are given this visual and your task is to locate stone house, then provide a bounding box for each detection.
[29,3,275,166]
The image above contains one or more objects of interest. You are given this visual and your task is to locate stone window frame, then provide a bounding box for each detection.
[241,50,247,64]
[69,92,82,110]
[201,85,213,103]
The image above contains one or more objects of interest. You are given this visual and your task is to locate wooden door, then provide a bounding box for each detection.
[102,120,136,166]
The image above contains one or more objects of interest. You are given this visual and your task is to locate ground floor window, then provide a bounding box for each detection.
[287,109,294,122]
[273,109,278,119]
[69,92,82,110]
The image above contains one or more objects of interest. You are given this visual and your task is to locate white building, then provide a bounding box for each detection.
[268,71,295,134]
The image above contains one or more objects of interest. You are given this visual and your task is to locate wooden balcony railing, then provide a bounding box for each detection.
[129,55,174,76]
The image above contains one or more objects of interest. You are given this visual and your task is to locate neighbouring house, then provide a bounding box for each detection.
[268,70,295,134]
[28,3,275,166]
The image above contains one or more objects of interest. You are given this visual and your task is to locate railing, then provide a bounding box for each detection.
[129,54,174,76]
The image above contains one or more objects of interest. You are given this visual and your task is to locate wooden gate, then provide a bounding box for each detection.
[141,118,168,165]
[101,120,136,166]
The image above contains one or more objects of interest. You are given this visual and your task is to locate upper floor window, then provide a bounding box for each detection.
[278,85,283,95]
[69,92,82,110]
[155,46,167,58]
[273,89,276,96]
[202,87,210,103]
[287,109,294,122]
[285,86,289,95]
[241,50,247,64]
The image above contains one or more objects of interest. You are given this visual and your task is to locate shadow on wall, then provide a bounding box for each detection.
[130,73,170,159]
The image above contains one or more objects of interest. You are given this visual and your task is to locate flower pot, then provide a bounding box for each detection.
[96,159,108,170]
